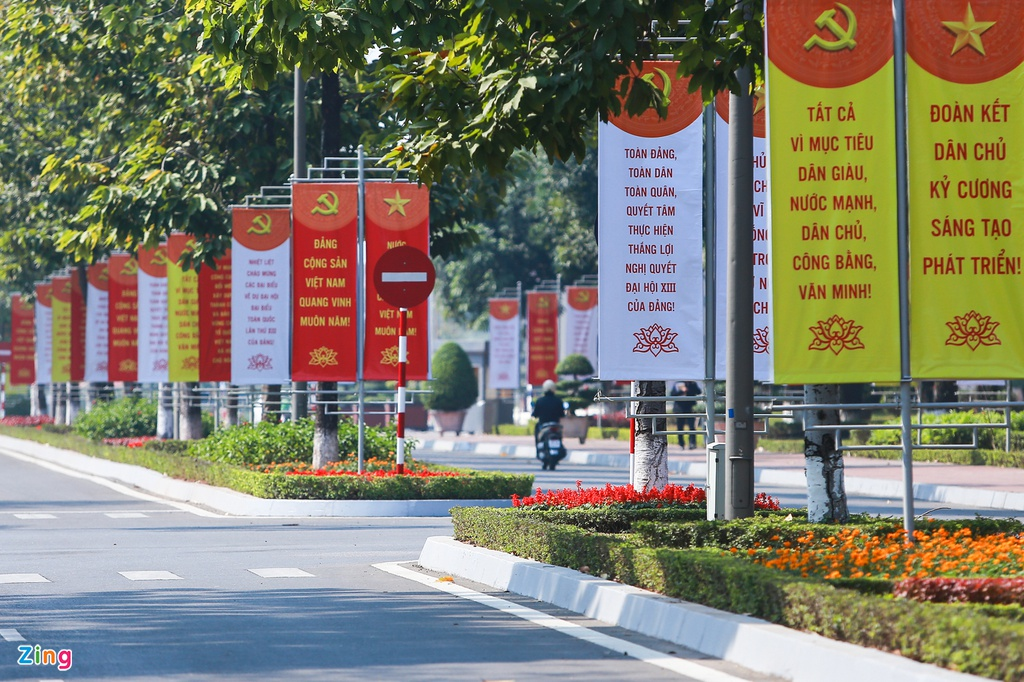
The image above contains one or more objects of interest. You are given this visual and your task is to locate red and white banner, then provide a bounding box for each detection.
[85,262,110,383]
[363,182,430,381]
[10,294,35,386]
[198,251,231,382]
[715,92,771,381]
[34,283,53,384]
[107,255,139,382]
[527,291,559,385]
[231,207,291,385]
[291,183,359,381]
[137,246,169,383]
[167,234,200,382]
[561,286,598,368]
[69,273,86,382]
[50,276,72,383]
[488,298,520,390]
[598,62,705,380]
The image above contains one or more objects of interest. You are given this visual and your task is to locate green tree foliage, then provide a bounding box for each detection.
[425,342,478,412]
[187,0,764,185]
[73,397,158,440]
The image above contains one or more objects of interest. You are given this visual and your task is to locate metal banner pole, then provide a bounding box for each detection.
[356,145,367,473]
[396,307,408,473]
[702,101,718,444]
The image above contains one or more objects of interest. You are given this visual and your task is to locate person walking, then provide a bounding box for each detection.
[670,380,701,449]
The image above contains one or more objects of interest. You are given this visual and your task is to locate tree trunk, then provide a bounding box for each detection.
[65,382,80,425]
[262,384,282,422]
[53,383,66,424]
[804,384,849,523]
[157,383,175,438]
[178,382,204,440]
[223,383,239,427]
[313,381,340,468]
[30,383,46,417]
[632,380,668,491]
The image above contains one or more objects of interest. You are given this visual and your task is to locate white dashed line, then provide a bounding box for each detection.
[14,513,57,519]
[0,574,50,584]
[0,629,25,641]
[374,562,749,682]
[119,571,182,581]
[248,568,315,578]
[105,512,149,519]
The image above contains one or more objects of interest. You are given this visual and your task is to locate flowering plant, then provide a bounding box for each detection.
[103,436,159,448]
[0,416,54,426]
[247,457,463,478]
[512,481,781,510]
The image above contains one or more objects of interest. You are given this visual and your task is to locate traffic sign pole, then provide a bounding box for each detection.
[396,308,408,474]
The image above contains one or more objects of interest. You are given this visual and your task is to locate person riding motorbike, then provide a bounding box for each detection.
[532,380,566,469]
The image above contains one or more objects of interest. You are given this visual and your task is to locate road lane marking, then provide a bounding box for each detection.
[248,568,315,578]
[0,574,50,584]
[119,571,182,581]
[14,513,57,519]
[0,629,25,641]
[374,562,748,682]
[105,512,149,519]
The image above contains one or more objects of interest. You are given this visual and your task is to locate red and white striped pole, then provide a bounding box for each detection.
[395,307,408,474]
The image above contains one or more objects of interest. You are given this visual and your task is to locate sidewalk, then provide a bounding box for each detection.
[411,430,1024,512]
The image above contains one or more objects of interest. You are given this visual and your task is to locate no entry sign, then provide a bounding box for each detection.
[372,246,436,309]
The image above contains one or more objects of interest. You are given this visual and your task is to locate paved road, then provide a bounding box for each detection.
[0,451,777,681]
[415,448,1024,520]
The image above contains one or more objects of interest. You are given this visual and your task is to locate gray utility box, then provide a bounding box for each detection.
[706,442,726,521]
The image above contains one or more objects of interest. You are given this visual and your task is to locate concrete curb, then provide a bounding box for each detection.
[418,438,1024,512]
[418,536,988,682]
[0,435,510,518]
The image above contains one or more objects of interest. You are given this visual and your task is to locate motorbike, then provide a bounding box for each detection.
[535,421,567,470]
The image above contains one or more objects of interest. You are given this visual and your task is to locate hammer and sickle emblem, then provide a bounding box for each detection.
[248,213,272,235]
[120,260,138,276]
[803,3,858,52]
[62,281,72,294]
[98,269,109,282]
[151,250,171,267]
[575,290,592,303]
[310,191,339,216]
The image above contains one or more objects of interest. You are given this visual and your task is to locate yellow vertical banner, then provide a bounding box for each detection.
[766,0,901,383]
[907,2,1024,378]
[167,234,200,382]
[50,276,72,383]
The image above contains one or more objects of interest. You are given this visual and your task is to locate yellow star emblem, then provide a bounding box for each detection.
[383,190,411,216]
[753,84,766,116]
[942,3,995,56]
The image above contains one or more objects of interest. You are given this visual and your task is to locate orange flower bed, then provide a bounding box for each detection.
[750,525,1024,580]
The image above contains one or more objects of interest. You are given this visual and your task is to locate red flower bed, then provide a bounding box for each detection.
[102,436,159,448]
[894,577,1024,605]
[512,482,781,510]
[285,469,464,478]
[0,416,54,426]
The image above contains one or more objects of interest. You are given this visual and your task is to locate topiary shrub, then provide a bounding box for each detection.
[425,342,478,412]
[73,397,158,440]
[555,353,598,415]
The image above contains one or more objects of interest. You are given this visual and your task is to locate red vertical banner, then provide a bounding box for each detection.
[527,291,559,385]
[10,294,35,385]
[198,251,232,382]
[69,272,86,381]
[107,255,139,382]
[291,183,359,381]
[363,182,430,380]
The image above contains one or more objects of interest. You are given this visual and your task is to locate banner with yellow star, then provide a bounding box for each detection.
[50,276,72,383]
[562,286,598,370]
[34,283,53,384]
[291,183,359,381]
[137,245,170,383]
[107,254,139,383]
[488,298,520,390]
[906,1,1024,378]
[766,0,902,383]
[198,249,231,383]
[167,234,200,382]
[363,182,430,381]
[527,291,559,385]
[84,262,109,383]
[231,207,292,385]
[10,294,35,386]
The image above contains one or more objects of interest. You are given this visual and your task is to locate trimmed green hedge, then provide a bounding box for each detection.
[0,426,532,500]
[450,507,1024,681]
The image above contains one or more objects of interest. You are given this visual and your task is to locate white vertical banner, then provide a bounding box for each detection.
[34,283,53,384]
[598,62,705,380]
[85,262,110,383]
[488,298,520,390]
[137,246,169,383]
[561,286,598,367]
[714,92,771,381]
[230,207,291,385]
